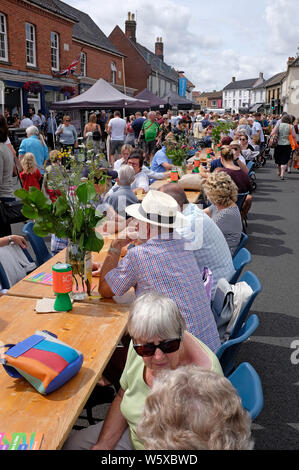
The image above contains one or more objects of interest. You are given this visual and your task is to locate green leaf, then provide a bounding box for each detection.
[76,182,97,204]
[28,189,48,209]
[55,226,69,239]
[14,188,30,201]
[73,209,84,232]
[54,196,69,216]
[21,205,38,220]
[33,223,50,238]
[79,232,85,251]
[85,231,104,252]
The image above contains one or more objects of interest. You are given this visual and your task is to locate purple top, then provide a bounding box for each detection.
[219,168,252,193]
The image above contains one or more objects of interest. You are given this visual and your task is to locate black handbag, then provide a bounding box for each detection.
[0,199,27,225]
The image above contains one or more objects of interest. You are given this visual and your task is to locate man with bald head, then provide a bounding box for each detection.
[159,183,235,299]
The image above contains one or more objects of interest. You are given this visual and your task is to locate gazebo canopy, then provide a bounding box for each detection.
[132,89,168,109]
[161,90,194,109]
[51,78,148,110]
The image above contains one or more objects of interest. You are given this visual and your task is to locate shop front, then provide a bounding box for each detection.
[0,70,77,120]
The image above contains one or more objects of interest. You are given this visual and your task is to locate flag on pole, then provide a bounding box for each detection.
[56,53,81,76]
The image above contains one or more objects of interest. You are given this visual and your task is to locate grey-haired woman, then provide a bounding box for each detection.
[63,292,223,450]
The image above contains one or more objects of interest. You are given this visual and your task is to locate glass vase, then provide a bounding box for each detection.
[181,161,187,174]
[66,241,92,300]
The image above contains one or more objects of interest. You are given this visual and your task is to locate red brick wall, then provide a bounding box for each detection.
[0,0,124,85]
[109,26,150,94]
[0,0,73,75]
[72,42,124,85]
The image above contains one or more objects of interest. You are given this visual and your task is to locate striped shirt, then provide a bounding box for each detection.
[105,235,221,352]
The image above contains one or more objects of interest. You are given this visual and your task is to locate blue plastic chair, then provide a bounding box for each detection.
[228,362,264,420]
[234,232,248,257]
[0,262,10,290]
[216,314,259,377]
[246,161,254,173]
[236,192,249,212]
[22,221,52,267]
[230,247,251,284]
[230,271,262,340]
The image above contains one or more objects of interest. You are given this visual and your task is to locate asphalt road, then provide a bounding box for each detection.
[237,157,299,450]
[11,158,299,449]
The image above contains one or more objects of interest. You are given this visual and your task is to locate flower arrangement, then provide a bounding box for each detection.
[23,81,43,94]
[14,145,110,252]
[165,134,192,167]
[211,120,237,145]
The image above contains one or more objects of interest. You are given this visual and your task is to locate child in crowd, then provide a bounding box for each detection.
[20,152,42,190]
[251,134,261,151]
[42,149,63,203]
[42,149,68,255]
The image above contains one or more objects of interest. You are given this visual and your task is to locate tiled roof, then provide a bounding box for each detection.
[27,0,123,56]
[55,1,123,55]
[27,0,78,22]
[135,42,178,82]
[262,72,287,88]
[199,90,222,99]
[223,78,259,90]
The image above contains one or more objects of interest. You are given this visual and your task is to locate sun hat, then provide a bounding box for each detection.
[125,190,188,228]
[229,140,241,149]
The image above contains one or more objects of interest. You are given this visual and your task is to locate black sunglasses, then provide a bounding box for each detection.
[133,337,181,357]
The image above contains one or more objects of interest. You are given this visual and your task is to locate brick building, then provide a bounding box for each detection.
[109,12,178,97]
[263,71,286,115]
[0,0,125,118]
[193,90,222,110]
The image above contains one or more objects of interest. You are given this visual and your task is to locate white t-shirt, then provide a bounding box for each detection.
[251,121,264,143]
[108,117,126,141]
[238,154,246,165]
[131,171,149,192]
[113,157,124,172]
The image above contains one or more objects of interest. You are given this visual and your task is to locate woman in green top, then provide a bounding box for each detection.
[63,292,223,450]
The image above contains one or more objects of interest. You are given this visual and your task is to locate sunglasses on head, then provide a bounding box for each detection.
[133,337,181,357]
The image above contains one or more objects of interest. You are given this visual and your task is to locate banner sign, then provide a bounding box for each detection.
[179,77,188,97]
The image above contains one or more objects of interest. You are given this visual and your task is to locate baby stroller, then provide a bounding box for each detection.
[246,161,257,192]
[263,135,272,160]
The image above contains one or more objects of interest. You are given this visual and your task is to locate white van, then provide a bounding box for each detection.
[206,108,225,115]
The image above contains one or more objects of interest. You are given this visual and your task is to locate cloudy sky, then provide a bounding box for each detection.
[65,0,299,92]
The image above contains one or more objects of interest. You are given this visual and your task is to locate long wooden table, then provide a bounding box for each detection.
[6,238,113,302]
[148,179,200,204]
[0,295,129,450]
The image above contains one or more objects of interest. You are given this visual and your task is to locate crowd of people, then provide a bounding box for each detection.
[0,103,299,450]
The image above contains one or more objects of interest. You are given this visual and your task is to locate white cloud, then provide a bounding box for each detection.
[265,0,299,55]
[65,0,299,92]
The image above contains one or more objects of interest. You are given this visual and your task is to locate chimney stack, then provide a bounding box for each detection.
[232,77,236,82]
[125,11,136,42]
[259,72,264,80]
[155,37,164,62]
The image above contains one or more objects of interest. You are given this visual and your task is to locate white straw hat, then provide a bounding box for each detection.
[125,190,188,228]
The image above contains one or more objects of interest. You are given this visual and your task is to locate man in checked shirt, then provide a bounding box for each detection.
[98,190,220,353]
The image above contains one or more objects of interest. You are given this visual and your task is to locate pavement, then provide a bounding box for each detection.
[11,157,299,449]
